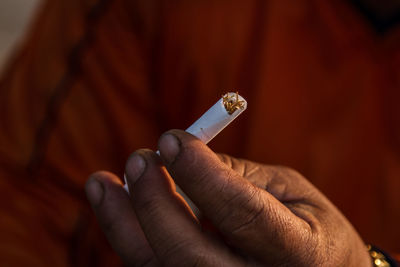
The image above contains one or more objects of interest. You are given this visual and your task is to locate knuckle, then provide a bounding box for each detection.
[217,184,266,235]
[217,153,233,167]
[136,194,163,214]
[275,165,304,179]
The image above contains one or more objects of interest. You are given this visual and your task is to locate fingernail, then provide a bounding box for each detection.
[125,154,146,185]
[159,134,180,164]
[86,178,104,206]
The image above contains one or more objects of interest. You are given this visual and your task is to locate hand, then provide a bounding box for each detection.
[85,130,371,266]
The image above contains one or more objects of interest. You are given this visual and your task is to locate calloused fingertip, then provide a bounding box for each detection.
[85,176,104,207]
[158,133,181,165]
[125,152,146,187]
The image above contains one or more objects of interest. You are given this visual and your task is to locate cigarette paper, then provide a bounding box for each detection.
[185,92,247,144]
[124,92,247,216]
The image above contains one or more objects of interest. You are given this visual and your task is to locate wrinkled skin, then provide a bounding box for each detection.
[85,130,371,266]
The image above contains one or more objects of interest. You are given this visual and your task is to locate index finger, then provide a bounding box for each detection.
[158,130,312,263]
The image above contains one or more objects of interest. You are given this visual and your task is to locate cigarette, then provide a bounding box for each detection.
[124,92,247,215]
[185,92,247,144]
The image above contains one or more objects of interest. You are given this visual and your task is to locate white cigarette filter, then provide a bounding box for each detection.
[124,92,247,216]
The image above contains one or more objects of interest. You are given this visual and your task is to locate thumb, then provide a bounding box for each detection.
[158,130,312,264]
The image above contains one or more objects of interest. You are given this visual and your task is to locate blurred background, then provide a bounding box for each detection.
[0,0,399,265]
[0,0,40,72]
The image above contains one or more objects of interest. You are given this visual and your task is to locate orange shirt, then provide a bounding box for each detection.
[0,0,399,265]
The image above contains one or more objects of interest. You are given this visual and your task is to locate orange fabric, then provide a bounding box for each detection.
[0,0,399,265]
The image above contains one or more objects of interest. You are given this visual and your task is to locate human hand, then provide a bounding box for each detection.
[85,130,371,266]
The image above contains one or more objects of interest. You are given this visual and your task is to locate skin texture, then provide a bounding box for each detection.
[85,130,372,266]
